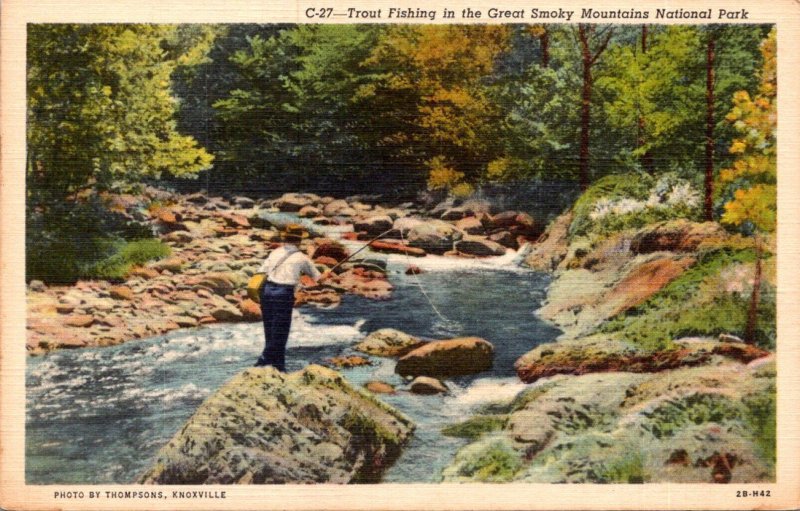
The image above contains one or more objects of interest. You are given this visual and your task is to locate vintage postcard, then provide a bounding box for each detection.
[2,0,799,509]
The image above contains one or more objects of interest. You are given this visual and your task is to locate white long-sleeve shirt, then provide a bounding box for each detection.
[258,245,321,286]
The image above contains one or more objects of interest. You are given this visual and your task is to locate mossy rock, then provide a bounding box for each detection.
[138,365,414,484]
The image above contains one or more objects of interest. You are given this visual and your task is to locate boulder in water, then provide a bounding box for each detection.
[455,215,487,235]
[298,205,322,218]
[407,220,464,254]
[365,381,396,394]
[137,366,414,484]
[455,236,507,257]
[409,376,449,395]
[396,337,494,378]
[311,241,349,262]
[323,200,354,217]
[393,217,425,237]
[488,230,518,249]
[355,328,426,357]
[369,240,426,257]
[354,215,393,236]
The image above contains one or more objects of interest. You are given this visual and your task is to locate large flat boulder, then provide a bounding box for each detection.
[138,366,414,484]
[395,337,494,378]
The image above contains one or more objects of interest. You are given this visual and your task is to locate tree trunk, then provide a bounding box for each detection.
[638,25,655,174]
[744,237,763,344]
[704,33,716,221]
[579,26,592,191]
[540,30,550,68]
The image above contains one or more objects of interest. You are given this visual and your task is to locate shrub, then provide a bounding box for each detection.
[570,173,703,239]
[569,173,654,237]
[26,198,157,284]
[88,239,171,280]
[597,452,648,484]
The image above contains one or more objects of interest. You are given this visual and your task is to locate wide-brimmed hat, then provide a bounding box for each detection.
[281,223,309,241]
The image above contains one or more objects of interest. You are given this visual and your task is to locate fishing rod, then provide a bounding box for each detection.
[324,227,398,274]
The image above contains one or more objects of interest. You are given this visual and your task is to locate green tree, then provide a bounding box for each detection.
[213,25,386,192]
[361,25,510,195]
[27,24,214,202]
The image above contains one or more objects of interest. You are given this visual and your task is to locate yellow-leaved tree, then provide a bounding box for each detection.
[719,28,776,344]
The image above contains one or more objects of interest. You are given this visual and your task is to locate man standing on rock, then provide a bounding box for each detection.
[254,224,324,371]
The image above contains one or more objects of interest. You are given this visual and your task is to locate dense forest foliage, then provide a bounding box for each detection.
[26,23,775,281]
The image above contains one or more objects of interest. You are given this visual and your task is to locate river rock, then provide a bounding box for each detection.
[162,231,194,243]
[369,240,426,257]
[407,220,464,254]
[524,211,572,272]
[273,193,319,212]
[223,213,251,229]
[314,255,339,267]
[405,265,424,275]
[323,200,353,217]
[488,230,518,249]
[490,210,522,229]
[455,216,487,235]
[461,199,494,216]
[294,288,342,308]
[149,257,184,273]
[365,381,396,394]
[455,237,507,257]
[355,329,425,357]
[110,286,134,301]
[440,207,469,221]
[233,196,256,208]
[239,299,262,321]
[64,314,95,328]
[325,355,372,368]
[210,301,244,322]
[354,215,393,236]
[409,376,448,395]
[444,360,775,483]
[138,366,414,484]
[312,242,349,262]
[190,272,240,296]
[393,217,425,237]
[298,205,322,218]
[28,280,46,292]
[396,337,494,378]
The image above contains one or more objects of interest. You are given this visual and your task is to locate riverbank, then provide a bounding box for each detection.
[441,174,777,483]
[25,188,541,355]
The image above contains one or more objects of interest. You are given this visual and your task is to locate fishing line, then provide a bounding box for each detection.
[398,227,453,324]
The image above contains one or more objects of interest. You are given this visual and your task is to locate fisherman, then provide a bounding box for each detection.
[254,223,326,371]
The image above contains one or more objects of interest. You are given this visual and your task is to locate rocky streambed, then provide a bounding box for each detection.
[25,189,776,485]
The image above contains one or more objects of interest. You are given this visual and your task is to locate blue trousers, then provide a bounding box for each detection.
[255,282,296,372]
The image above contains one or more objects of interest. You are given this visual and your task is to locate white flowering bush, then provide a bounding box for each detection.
[572,173,702,237]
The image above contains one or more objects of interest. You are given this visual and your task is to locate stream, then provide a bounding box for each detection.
[26,217,561,484]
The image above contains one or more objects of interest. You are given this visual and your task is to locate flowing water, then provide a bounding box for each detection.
[26,217,561,484]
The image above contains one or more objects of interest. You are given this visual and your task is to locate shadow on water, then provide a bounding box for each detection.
[26,258,560,484]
